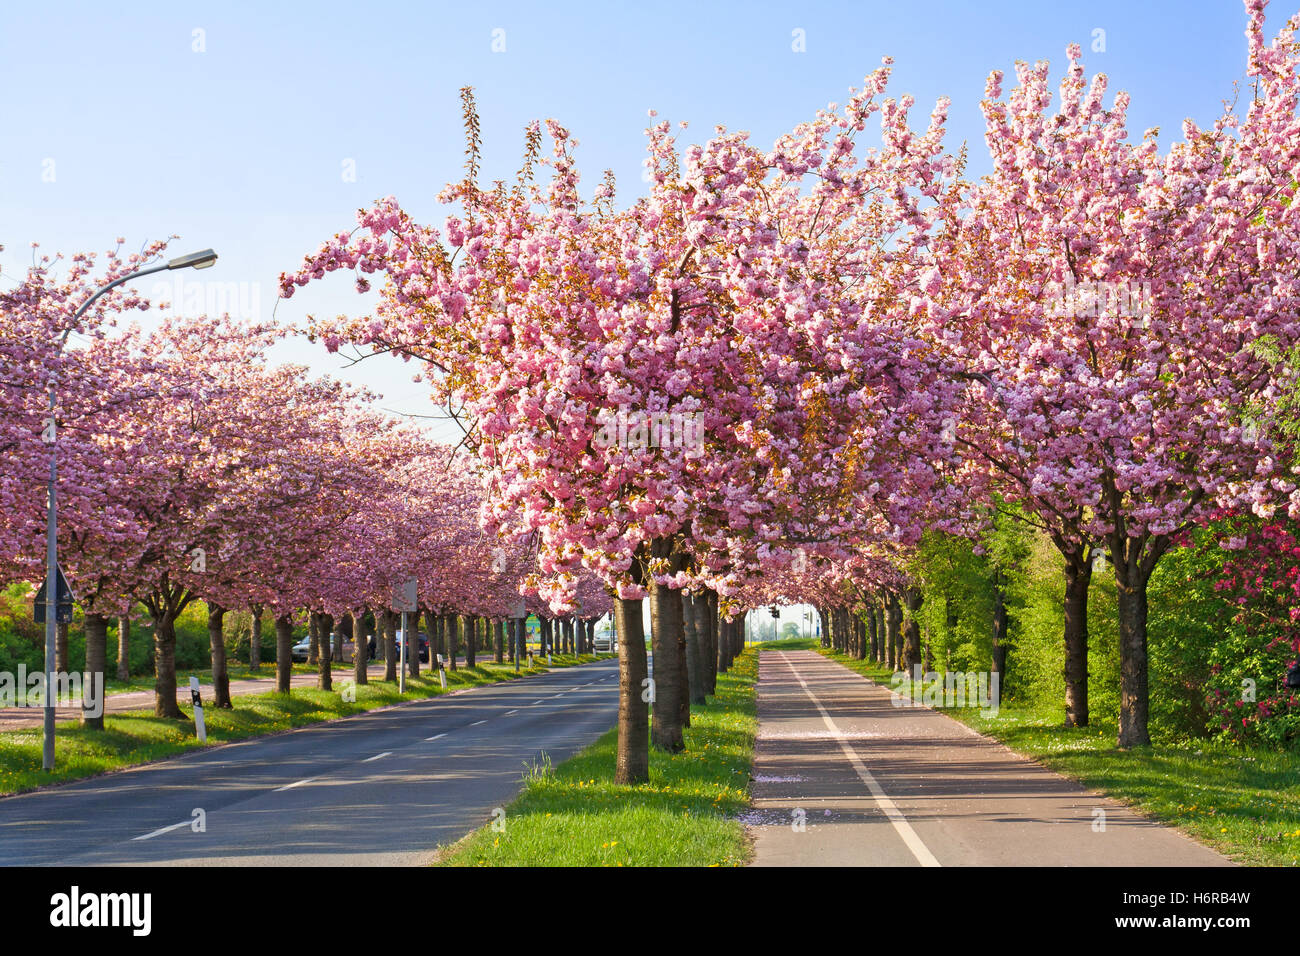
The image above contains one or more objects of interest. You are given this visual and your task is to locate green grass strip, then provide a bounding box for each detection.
[0,655,608,797]
[437,649,758,867]
[808,642,1300,866]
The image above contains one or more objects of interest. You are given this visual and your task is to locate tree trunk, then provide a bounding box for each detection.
[209,603,232,708]
[351,611,367,685]
[902,588,923,670]
[1063,556,1092,728]
[56,619,69,675]
[332,620,343,662]
[1116,563,1152,748]
[153,611,183,718]
[382,609,397,681]
[615,595,650,784]
[116,613,131,681]
[462,614,476,668]
[83,612,107,730]
[249,605,263,671]
[884,592,902,670]
[308,611,320,665]
[494,619,505,663]
[649,572,686,753]
[318,612,334,691]
[447,614,458,671]
[705,591,719,693]
[678,612,691,730]
[866,601,879,662]
[275,614,294,693]
[422,609,436,665]
[690,595,712,697]
[683,593,705,706]
[991,575,1009,707]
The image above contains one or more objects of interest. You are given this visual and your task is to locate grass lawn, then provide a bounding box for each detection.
[0,654,608,797]
[808,642,1300,867]
[437,649,758,867]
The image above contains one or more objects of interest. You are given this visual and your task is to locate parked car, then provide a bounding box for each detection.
[593,633,616,654]
[291,636,312,662]
[395,630,430,664]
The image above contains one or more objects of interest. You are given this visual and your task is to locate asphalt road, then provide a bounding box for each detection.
[748,650,1231,867]
[0,657,619,866]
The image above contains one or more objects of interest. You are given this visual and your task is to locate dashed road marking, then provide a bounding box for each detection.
[132,820,191,841]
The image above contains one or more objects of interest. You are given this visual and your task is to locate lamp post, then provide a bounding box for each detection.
[42,249,217,770]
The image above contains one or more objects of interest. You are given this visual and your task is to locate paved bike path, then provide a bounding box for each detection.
[746,650,1231,867]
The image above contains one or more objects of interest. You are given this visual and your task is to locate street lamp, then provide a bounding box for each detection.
[42,249,218,770]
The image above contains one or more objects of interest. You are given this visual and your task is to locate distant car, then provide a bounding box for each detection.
[291,636,311,662]
[395,630,430,664]
[593,633,616,654]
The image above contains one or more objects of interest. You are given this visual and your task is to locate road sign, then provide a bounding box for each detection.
[393,578,418,613]
[33,564,75,624]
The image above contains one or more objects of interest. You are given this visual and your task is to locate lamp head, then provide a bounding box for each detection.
[167,249,218,271]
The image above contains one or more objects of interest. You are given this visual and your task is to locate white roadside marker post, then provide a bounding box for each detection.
[437,654,447,690]
[189,676,206,743]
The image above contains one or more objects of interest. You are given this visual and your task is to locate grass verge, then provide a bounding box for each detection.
[0,654,608,797]
[436,649,758,867]
[811,643,1300,866]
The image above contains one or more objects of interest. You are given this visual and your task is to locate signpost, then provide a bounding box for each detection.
[34,562,75,771]
[393,578,418,694]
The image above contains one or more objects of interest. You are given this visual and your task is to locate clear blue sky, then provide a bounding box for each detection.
[0,0,1263,436]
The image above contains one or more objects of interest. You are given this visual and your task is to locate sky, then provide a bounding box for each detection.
[0,0,1268,443]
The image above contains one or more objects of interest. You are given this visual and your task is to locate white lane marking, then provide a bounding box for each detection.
[531,700,545,705]
[275,777,317,792]
[470,719,487,726]
[362,751,391,762]
[504,709,518,716]
[551,694,565,699]
[132,820,191,841]
[426,733,446,741]
[777,652,940,868]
